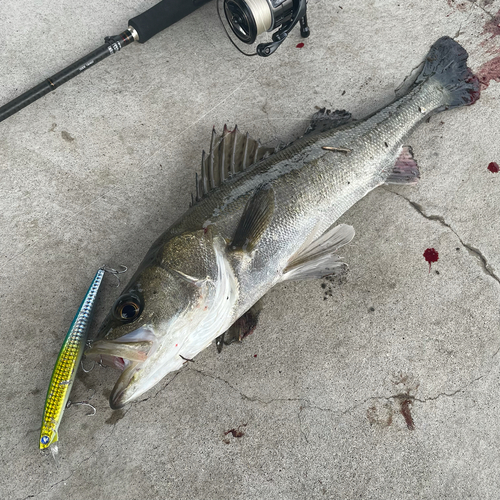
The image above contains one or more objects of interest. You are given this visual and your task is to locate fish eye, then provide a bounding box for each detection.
[41,435,49,445]
[113,295,142,322]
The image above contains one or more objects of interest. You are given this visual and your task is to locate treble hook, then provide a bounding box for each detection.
[80,357,95,373]
[66,390,97,416]
[66,401,97,416]
[100,264,127,287]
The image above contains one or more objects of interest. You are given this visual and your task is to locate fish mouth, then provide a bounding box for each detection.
[85,327,158,409]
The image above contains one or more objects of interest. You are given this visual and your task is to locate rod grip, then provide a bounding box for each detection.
[129,0,212,43]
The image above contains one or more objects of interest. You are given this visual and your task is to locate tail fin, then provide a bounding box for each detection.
[416,36,480,109]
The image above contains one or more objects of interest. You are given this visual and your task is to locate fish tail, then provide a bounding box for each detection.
[417,36,480,109]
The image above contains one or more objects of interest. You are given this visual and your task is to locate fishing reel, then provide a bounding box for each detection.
[217,0,310,56]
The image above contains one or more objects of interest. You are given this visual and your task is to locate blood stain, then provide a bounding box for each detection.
[488,162,499,173]
[400,399,415,430]
[253,354,257,358]
[224,425,246,438]
[446,0,468,12]
[423,248,439,272]
[476,10,500,90]
[465,70,481,102]
[482,9,500,45]
[296,42,305,48]
[476,56,500,90]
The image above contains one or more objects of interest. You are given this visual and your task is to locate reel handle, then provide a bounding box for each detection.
[129,0,212,43]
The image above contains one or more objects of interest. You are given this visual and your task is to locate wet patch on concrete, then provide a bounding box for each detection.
[61,130,75,142]
[106,409,126,425]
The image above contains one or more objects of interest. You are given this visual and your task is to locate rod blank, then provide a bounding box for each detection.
[0,0,213,123]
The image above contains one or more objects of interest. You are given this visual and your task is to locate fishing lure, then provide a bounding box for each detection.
[39,267,110,450]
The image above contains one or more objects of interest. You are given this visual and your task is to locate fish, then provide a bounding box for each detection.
[40,268,106,450]
[86,37,480,409]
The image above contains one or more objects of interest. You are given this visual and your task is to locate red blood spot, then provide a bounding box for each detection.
[253,354,257,358]
[423,248,439,272]
[465,70,481,104]
[488,162,499,173]
[175,344,178,347]
[400,399,415,430]
[296,42,305,48]
[475,56,500,90]
[224,424,247,438]
[225,429,244,438]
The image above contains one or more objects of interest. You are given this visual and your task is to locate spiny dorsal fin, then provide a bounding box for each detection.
[191,126,277,206]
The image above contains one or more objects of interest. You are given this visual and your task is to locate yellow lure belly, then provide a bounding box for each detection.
[39,268,105,450]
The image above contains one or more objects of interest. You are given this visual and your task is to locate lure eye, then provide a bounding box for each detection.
[41,435,50,445]
[113,295,142,323]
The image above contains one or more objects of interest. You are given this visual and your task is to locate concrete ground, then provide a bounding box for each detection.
[1,0,500,498]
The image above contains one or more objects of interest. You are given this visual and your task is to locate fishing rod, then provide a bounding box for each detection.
[0,0,212,123]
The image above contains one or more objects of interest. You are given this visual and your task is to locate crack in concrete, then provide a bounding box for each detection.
[463,0,495,19]
[307,368,490,421]
[190,367,313,443]
[138,372,180,404]
[452,8,477,39]
[297,405,309,444]
[189,363,491,424]
[389,190,500,285]
[189,366,309,406]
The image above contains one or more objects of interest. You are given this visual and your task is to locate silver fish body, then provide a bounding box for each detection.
[87,37,479,408]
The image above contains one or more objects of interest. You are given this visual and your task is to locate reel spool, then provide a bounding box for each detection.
[217,0,310,56]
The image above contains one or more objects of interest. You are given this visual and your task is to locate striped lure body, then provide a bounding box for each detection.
[39,268,105,449]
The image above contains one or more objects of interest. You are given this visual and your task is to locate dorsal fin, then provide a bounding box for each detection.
[191,126,277,206]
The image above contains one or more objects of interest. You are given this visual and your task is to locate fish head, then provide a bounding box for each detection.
[87,227,237,409]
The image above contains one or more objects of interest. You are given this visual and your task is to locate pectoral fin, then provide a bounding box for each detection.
[282,224,354,281]
[231,185,275,252]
